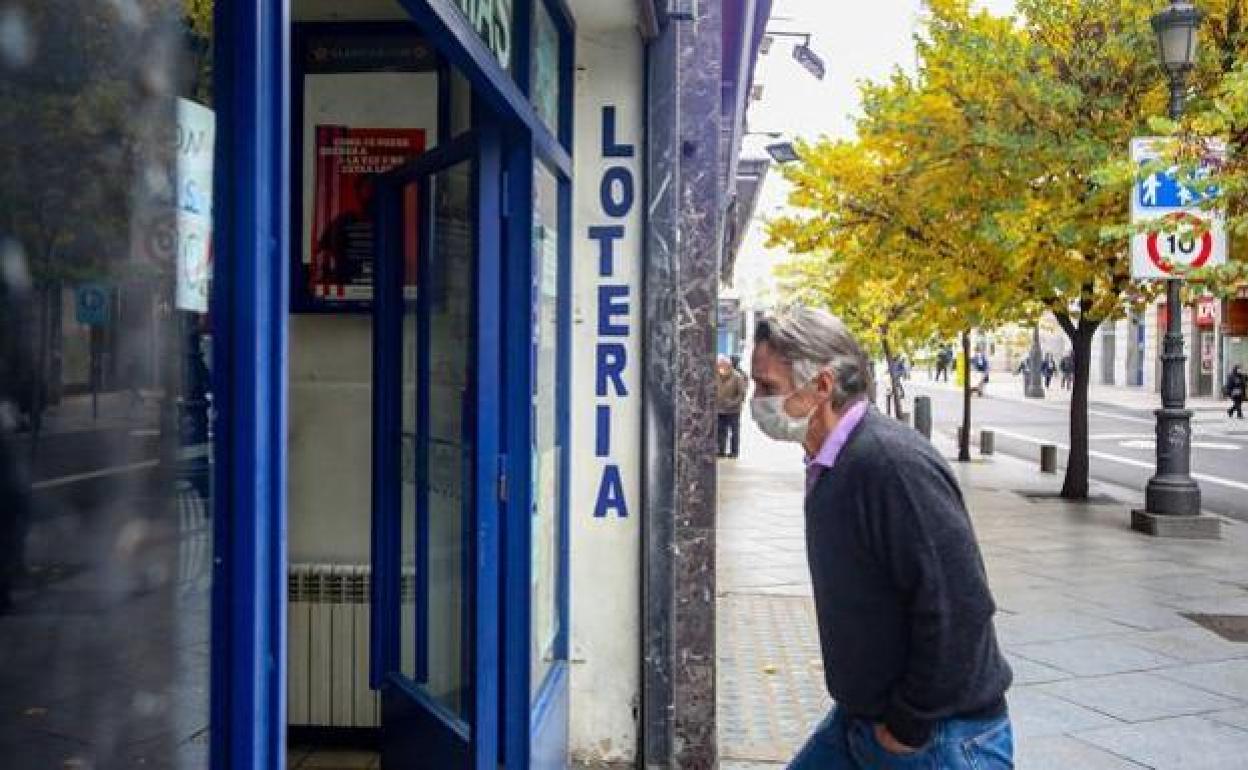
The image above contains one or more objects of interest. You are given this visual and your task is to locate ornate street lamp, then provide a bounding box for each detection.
[1133,1,1218,538]
[1153,1,1203,122]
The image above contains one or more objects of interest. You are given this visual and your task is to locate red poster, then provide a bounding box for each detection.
[310,126,426,302]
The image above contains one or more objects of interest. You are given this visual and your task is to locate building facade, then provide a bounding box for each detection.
[0,1,768,768]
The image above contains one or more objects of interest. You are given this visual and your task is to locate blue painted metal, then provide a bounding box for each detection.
[470,124,504,770]
[209,1,290,768]
[500,134,535,770]
[370,126,503,769]
[370,182,403,689]
[394,0,572,176]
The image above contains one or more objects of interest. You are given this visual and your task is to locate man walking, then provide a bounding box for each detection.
[1059,352,1074,390]
[1227,365,1246,419]
[749,307,1013,769]
[716,355,748,458]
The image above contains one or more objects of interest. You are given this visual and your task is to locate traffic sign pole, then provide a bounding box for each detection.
[1130,73,1218,539]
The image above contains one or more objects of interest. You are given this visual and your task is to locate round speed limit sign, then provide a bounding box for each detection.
[1146,212,1214,274]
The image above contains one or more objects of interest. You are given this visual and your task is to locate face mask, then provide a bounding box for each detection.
[750,386,817,444]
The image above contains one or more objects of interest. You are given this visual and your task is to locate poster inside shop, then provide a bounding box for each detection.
[310,126,425,302]
[293,26,440,312]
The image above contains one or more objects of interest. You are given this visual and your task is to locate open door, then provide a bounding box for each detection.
[371,128,502,770]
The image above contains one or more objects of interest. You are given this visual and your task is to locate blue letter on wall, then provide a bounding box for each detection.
[594,465,629,518]
[598,285,630,336]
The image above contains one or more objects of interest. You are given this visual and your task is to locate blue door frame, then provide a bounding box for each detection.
[208,0,574,767]
[209,0,289,767]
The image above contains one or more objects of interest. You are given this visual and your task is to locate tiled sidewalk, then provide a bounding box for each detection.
[716,419,1248,769]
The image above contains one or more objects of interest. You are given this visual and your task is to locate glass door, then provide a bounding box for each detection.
[371,129,501,770]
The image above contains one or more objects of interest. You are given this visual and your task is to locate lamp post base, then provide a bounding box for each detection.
[1131,508,1220,540]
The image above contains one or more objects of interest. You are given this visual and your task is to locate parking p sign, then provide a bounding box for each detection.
[75,284,110,326]
[1130,137,1227,280]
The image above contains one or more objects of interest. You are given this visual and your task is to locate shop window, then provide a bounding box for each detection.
[530,0,561,134]
[0,1,216,766]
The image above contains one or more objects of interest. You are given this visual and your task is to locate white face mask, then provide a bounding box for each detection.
[750,385,818,444]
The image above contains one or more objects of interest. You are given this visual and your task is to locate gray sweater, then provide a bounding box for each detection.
[805,409,1012,747]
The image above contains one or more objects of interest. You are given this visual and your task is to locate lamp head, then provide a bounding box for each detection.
[1152,1,1204,78]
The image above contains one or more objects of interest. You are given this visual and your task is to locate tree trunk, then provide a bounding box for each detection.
[1060,320,1098,500]
[959,330,972,462]
[881,334,904,420]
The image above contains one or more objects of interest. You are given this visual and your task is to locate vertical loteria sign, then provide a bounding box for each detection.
[588,106,636,518]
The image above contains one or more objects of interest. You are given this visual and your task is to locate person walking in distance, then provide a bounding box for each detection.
[716,355,748,458]
[1042,352,1056,390]
[749,307,1013,769]
[1059,352,1074,390]
[1227,365,1247,419]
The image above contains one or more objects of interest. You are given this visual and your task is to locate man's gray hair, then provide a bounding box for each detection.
[755,307,875,408]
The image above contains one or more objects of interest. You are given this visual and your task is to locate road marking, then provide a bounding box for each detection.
[984,426,1248,493]
[33,459,160,491]
[1118,439,1241,451]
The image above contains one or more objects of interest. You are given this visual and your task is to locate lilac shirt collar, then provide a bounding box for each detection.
[805,399,869,494]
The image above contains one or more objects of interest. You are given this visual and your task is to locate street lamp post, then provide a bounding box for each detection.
[1132,0,1219,539]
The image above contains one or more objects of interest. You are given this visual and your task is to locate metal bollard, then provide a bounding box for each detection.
[980,430,995,456]
[914,396,932,439]
[1040,444,1057,473]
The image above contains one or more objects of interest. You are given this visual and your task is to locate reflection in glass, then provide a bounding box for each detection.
[419,162,475,719]
[531,1,561,134]
[0,2,214,766]
[531,163,561,697]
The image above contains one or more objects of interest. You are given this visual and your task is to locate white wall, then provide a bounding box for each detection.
[568,27,644,765]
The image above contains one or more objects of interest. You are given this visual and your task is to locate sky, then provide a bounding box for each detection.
[733,0,1017,304]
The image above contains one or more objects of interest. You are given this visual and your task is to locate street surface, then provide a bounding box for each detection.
[909,380,1248,523]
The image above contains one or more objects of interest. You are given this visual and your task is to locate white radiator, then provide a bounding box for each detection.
[287,564,379,727]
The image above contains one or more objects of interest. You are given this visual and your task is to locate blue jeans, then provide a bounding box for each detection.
[787,707,1014,769]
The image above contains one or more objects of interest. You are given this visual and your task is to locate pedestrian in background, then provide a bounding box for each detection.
[1059,352,1074,390]
[1227,365,1246,420]
[716,355,748,458]
[749,307,1013,770]
[1042,353,1056,389]
[972,349,990,396]
[934,346,951,382]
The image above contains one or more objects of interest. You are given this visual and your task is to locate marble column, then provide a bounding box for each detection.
[641,3,723,769]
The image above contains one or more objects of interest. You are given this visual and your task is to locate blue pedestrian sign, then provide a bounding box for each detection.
[75,283,110,326]
[1137,168,1214,209]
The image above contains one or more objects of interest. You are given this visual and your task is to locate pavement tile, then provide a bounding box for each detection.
[1038,672,1240,722]
[995,610,1135,646]
[1006,652,1074,686]
[1013,735,1147,769]
[1208,707,1248,731]
[1011,638,1181,677]
[1006,686,1123,738]
[1116,627,1248,664]
[1075,716,1248,770]
[1157,660,1248,700]
[1136,574,1248,600]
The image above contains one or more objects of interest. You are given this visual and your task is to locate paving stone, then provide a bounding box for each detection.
[1038,672,1240,722]
[1117,627,1248,664]
[1006,686,1123,738]
[1158,659,1248,700]
[1014,735,1147,769]
[1005,652,1072,686]
[1012,638,1181,677]
[1208,707,1248,732]
[1075,715,1248,770]
[995,610,1134,646]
